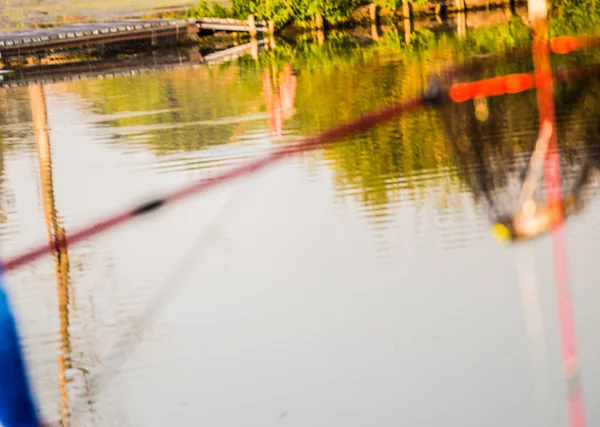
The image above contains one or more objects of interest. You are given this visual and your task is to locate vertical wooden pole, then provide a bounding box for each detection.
[402,0,411,19]
[369,3,378,22]
[370,3,379,40]
[315,12,324,30]
[457,11,467,38]
[248,14,257,37]
[29,84,73,427]
[404,17,412,44]
[267,20,276,49]
[402,0,412,44]
[371,23,380,40]
[455,0,465,11]
[250,36,258,60]
[528,0,586,426]
[317,29,325,45]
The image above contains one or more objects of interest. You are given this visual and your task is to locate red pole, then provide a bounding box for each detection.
[530,1,586,425]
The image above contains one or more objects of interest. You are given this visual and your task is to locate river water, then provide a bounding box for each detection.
[1,15,600,427]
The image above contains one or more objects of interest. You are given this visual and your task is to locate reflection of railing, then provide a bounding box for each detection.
[204,39,268,64]
[0,40,270,88]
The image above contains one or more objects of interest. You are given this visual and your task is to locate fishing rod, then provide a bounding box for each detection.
[1,95,430,273]
[3,45,534,273]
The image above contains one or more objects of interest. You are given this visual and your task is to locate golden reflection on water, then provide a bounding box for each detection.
[29,83,73,426]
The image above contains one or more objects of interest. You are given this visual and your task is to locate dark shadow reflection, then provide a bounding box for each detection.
[434,71,600,241]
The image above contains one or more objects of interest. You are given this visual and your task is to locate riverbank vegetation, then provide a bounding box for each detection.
[184,0,427,28]
[182,0,600,35]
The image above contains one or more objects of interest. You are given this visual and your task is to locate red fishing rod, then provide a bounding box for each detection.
[1,94,435,273]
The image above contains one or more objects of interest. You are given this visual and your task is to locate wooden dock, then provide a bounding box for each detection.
[198,17,268,33]
[0,17,269,58]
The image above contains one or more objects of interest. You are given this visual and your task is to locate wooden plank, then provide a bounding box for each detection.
[0,17,267,58]
[199,23,268,32]
[0,19,199,57]
[0,19,184,42]
[197,17,268,28]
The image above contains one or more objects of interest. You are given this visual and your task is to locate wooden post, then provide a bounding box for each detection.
[369,3,380,39]
[402,0,411,19]
[268,20,276,49]
[369,3,379,22]
[248,14,257,37]
[404,17,412,44]
[371,23,380,40]
[317,29,325,45]
[457,11,467,38]
[455,0,465,11]
[315,12,324,30]
[251,36,258,60]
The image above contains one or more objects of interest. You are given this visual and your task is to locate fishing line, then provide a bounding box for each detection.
[69,167,263,424]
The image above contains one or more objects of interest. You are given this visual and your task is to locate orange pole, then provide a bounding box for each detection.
[530,4,586,427]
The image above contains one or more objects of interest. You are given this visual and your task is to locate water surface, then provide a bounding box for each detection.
[1,22,600,427]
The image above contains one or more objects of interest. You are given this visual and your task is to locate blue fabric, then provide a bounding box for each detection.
[0,269,40,427]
